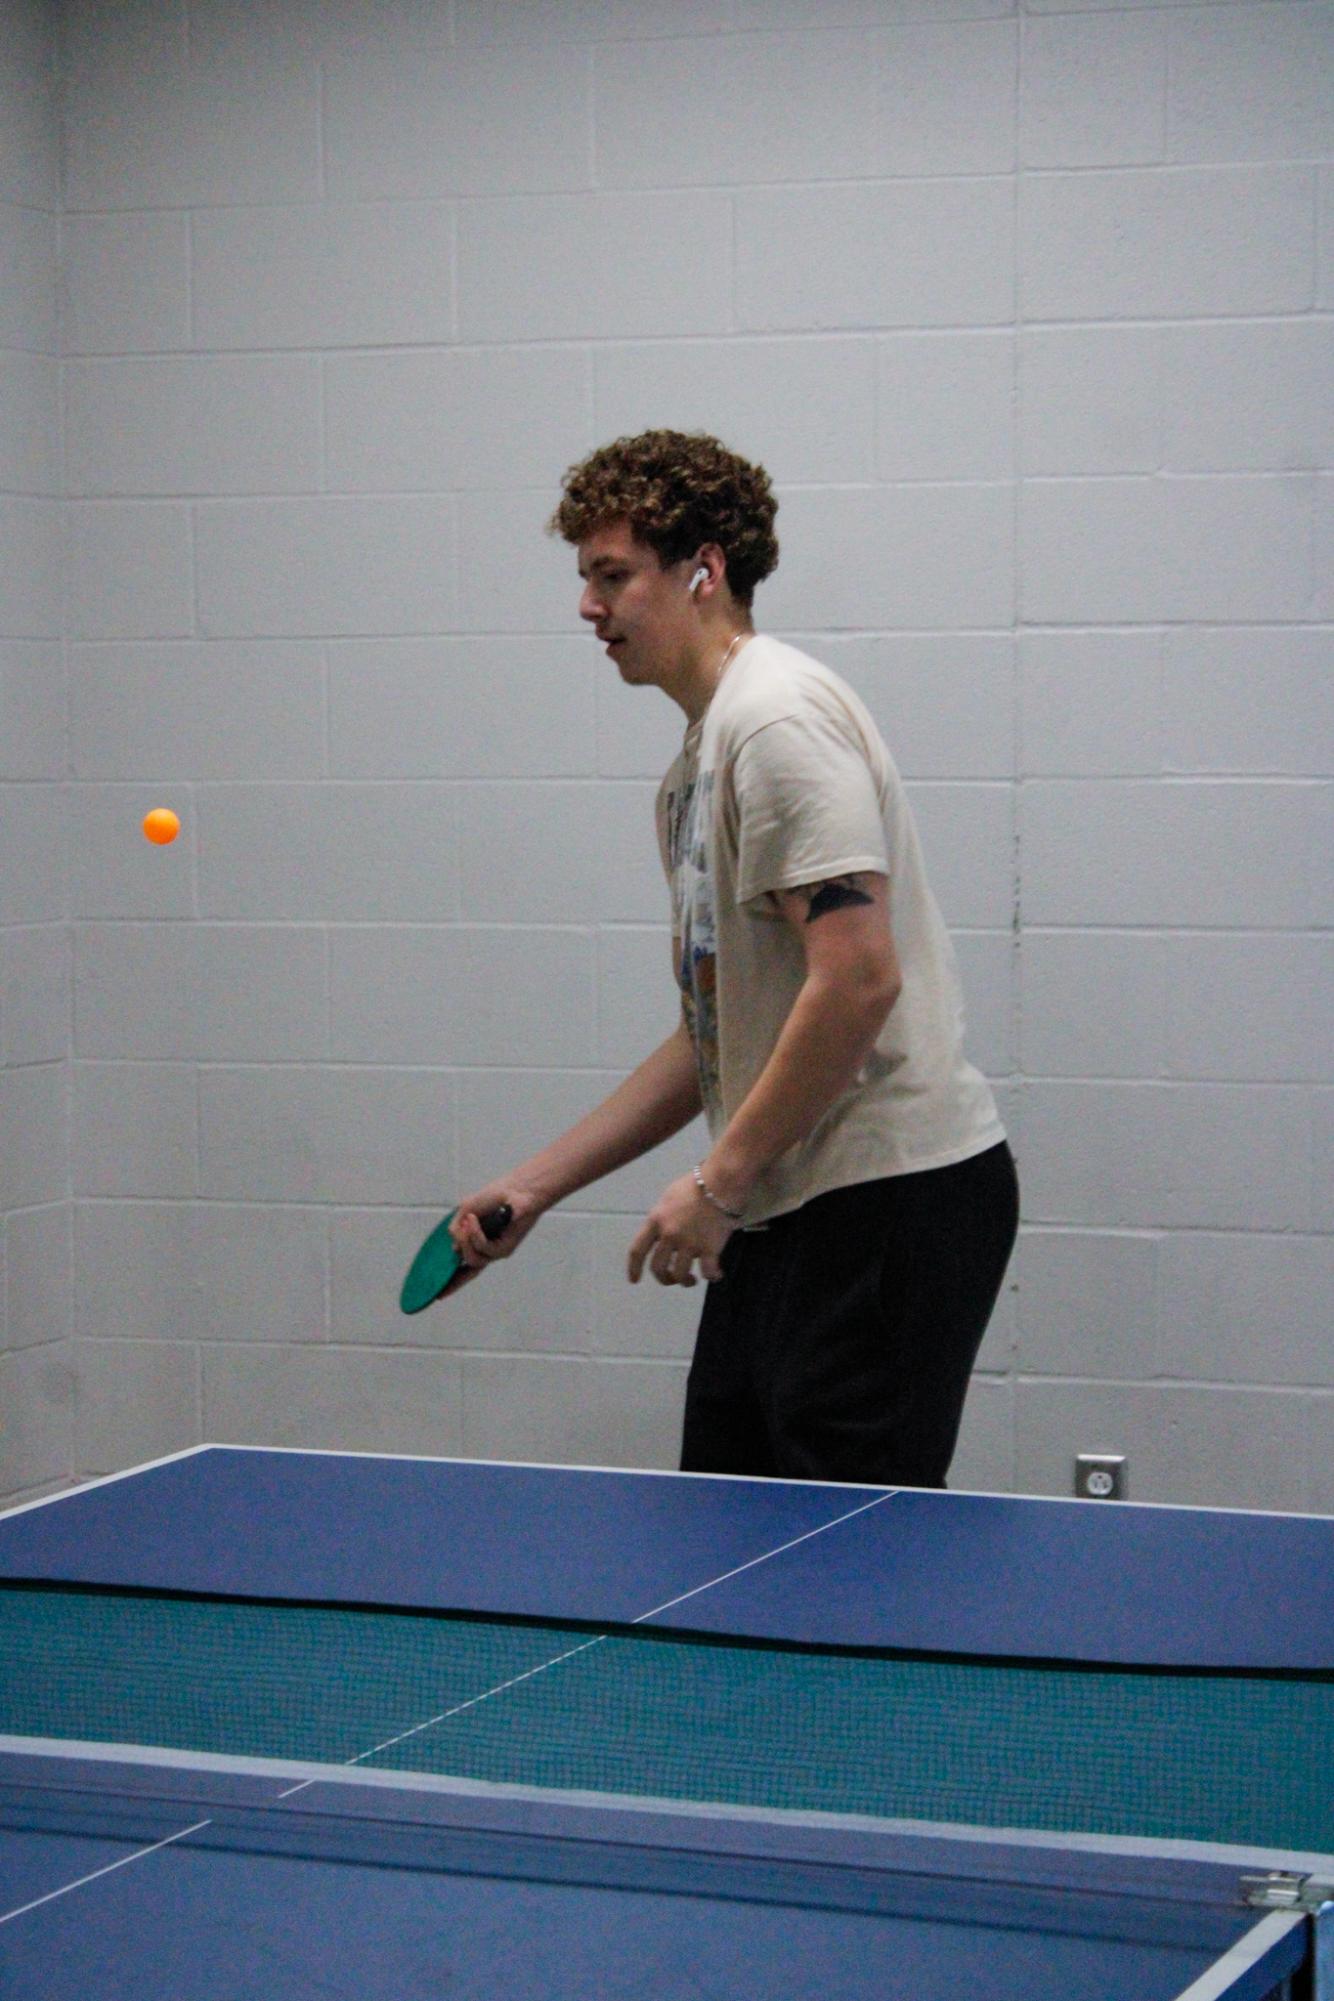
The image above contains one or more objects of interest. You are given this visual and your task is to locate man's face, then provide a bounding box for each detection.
[576,519,692,689]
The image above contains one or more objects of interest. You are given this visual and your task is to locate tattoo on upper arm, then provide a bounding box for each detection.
[798,874,877,923]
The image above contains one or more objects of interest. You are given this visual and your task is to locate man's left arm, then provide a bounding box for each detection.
[627,872,901,1286]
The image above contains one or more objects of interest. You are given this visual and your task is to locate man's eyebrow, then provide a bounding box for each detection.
[579,555,622,579]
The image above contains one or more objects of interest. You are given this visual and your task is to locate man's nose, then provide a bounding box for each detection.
[579,582,604,623]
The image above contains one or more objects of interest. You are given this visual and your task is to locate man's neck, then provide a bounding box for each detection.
[674,625,754,724]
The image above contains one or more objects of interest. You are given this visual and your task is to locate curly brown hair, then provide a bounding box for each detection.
[548,430,779,607]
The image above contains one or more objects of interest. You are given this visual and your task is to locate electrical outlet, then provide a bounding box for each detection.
[1074,1453,1127,1501]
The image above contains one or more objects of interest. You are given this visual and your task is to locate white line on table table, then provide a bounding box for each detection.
[276,1489,900,1805]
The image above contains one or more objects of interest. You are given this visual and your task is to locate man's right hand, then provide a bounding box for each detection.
[449,1183,543,1283]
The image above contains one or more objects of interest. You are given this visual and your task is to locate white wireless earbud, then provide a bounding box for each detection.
[688,567,708,595]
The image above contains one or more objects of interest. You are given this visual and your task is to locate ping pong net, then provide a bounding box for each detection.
[2,1581,1331,1856]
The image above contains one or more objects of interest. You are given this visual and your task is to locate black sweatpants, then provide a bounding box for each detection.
[680,1140,1019,1489]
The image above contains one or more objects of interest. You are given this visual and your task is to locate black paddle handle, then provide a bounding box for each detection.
[479,1203,513,1241]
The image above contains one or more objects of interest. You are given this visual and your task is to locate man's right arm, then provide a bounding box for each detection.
[452,1022,702,1270]
[522,1020,702,1209]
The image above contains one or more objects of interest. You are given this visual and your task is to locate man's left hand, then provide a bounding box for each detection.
[628,1172,736,1287]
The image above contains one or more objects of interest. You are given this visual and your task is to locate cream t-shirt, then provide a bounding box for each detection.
[656,635,1004,1225]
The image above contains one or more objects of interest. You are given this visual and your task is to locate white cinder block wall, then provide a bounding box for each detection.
[1,0,74,1498]
[1,0,1330,1510]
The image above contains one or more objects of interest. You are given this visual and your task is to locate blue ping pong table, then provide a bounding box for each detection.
[1,1444,1331,2000]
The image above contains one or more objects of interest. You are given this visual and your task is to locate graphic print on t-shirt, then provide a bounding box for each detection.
[663,763,723,1125]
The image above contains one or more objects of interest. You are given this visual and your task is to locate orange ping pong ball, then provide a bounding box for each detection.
[142,807,181,846]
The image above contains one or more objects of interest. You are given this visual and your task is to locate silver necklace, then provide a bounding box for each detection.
[687,632,749,743]
[714,630,746,691]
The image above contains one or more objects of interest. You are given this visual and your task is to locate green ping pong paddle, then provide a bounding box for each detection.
[399,1203,513,1315]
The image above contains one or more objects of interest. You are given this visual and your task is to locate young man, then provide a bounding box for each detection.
[452,430,1018,1487]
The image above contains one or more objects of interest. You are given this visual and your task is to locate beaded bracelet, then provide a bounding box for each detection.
[692,1164,745,1223]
